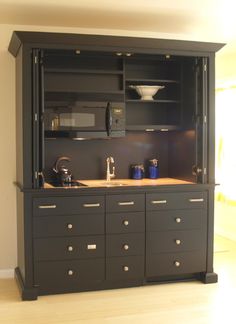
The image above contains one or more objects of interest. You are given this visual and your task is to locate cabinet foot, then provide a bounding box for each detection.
[200,272,218,284]
[15,267,38,300]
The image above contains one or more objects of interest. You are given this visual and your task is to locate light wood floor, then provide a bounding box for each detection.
[1,235,236,324]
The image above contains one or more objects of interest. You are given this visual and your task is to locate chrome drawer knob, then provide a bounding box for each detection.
[67,246,74,252]
[123,220,129,226]
[175,239,181,245]
[67,223,73,229]
[123,244,129,251]
[123,266,129,272]
[174,261,181,267]
[68,270,74,276]
[175,218,181,223]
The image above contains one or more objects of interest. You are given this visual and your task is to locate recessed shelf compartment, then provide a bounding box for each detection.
[45,91,125,103]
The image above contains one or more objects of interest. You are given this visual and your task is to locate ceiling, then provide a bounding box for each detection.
[1,0,236,54]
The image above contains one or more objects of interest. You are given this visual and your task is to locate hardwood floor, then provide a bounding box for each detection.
[1,235,236,324]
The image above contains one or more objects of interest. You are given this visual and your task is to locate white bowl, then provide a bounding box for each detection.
[129,85,165,100]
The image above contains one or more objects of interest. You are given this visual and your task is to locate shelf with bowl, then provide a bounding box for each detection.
[128,85,165,101]
[126,99,180,103]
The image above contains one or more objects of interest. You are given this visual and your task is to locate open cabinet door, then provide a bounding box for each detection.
[193,57,208,184]
[32,49,44,188]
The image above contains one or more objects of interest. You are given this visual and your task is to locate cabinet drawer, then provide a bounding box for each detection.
[106,233,145,257]
[146,209,207,231]
[34,258,105,291]
[33,213,104,238]
[146,192,207,211]
[106,194,145,212]
[34,235,104,261]
[106,212,145,234]
[33,196,104,216]
[106,256,144,280]
[146,251,206,277]
[146,229,206,254]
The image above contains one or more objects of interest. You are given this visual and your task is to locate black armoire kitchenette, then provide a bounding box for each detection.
[8,31,224,300]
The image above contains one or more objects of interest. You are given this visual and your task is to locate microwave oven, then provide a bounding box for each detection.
[44,101,125,139]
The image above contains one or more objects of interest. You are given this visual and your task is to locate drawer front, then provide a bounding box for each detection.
[146,251,207,277]
[33,196,104,216]
[106,212,145,234]
[106,233,145,257]
[146,229,207,254]
[106,194,145,213]
[146,209,207,232]
[34,236,104,261]
[106,256,144,280]
[34,258,105,291]
[146,192,207,211]
[33,213,104,238]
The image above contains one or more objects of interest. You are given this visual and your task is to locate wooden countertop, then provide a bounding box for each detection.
[44,178,194,188]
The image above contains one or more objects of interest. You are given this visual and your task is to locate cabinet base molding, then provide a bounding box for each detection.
[200,272,218,284]
[15,267,38,301]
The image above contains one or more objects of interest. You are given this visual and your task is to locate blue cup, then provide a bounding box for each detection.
[149,159,159,179]
[131,164,144,180]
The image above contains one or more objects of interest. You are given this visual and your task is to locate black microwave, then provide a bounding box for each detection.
[44,102,125,139]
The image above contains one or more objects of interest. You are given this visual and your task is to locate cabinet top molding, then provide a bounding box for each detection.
[8,31,225,57]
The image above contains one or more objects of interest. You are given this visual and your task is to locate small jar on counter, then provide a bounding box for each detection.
[148,159,159,179]
[131,164,144,180]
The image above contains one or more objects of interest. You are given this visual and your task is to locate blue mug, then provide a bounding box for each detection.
[131,164,144,180]
[149,159,159,179]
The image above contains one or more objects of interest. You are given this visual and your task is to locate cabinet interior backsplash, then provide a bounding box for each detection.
[44,130,195,181]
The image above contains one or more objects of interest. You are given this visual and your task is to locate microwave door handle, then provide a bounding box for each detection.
[106,102,112,136]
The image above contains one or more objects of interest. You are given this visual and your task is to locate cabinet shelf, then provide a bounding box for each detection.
[45,68,124,75]
[45,90,125,95]
[126,125,181,131]
[126,99,180,103]
[126,78,180,84]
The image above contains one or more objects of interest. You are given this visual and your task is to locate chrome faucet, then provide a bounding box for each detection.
[106,156,115,181]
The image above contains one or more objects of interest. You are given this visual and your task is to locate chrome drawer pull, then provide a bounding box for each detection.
[174,261,181,267]
[118,201,134,206]
[151,200,167,204]
[38,204,56,209]
[189,198,204,202]
[83,203,100,208]
[175,239,181,245]
[87,244,96,250]
[123,244,129,251]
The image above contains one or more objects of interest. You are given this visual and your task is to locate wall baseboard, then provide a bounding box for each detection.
[0,269,14,279]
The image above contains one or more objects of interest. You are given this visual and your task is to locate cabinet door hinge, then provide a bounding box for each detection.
[34,113,38,122]
[204,115,207,123]
[204,168,207,175]
[34,171,43,179]
[204,64,207,72]
[34,55,38,64]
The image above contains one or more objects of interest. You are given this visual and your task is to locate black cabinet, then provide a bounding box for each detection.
[146,191,207,279]
[106,194,145,282]
[8,31,223,300]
